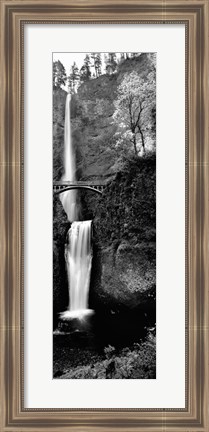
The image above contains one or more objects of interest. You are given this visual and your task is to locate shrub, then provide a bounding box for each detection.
[59,333,156,379]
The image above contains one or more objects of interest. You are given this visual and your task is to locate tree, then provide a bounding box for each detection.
[147,53,156,71]
[68,62,80,93]
[90,53,97,76]
[130,53,139,59]
[91,52,102,77]
[113,71,156,155]
[95,53,102,76]
[105,52,117,75]
[80,54,91,82]
[84,54,91,70]
[53,60,67,89]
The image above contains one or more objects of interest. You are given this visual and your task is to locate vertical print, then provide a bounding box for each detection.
[53,52,156,379]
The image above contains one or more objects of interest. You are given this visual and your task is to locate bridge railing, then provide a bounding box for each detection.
[53,181,106,195]
[53,180,106,186]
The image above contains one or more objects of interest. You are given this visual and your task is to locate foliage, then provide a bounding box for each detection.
[53,202,70,326]
[104,345,116,358]
[91,53,102,77]
[53,88,67,180]
[130,53,139,59]
[80,54,91,82]
[90,154,156,247]
[113,59,156,155]
[95,53,102,76]
[59,333,156,379]
[68,62,80,93]
[105,52,117,75]
[53,60,67,89]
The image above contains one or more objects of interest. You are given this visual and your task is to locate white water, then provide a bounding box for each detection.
[60,93,78,222]
[59,94,93,319]
[61,221,93,319]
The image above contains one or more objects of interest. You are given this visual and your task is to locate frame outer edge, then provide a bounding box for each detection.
[0,2,7,432]
[1,1,209,431]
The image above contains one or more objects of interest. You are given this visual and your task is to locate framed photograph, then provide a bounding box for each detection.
[1,1,208,431]
[52,51,156,382]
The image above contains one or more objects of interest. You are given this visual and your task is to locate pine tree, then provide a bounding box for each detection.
[53,60,67,89]
[90,53,97,77]
[91,52,102,78]
[68,62,80,93]
[130,53,139,59]
[95,53,102,76]
[105,52,117,75]
[80,54,91,82]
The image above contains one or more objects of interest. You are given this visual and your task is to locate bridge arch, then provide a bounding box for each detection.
[54,185,103,195]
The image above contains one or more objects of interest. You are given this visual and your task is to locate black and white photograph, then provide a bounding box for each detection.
[53,52,156,379]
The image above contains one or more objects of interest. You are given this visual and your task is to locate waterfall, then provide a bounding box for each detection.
[62,221,93,319]
[60,94,93,320]
[60,93,78,222]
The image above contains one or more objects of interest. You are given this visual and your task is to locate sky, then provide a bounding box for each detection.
[53,52,142,91]
[53,52,142,75]
[53,52,109,76]
[53,52,108,90]
[53,53,92,75]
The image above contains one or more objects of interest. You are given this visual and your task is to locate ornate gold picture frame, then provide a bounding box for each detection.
[0,0,208,430]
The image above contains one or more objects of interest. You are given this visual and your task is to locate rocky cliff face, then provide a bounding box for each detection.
[89,242,155,311]
[87,156,156,315]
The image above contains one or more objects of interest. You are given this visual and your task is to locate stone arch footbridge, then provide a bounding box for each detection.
[53,180,106,195]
